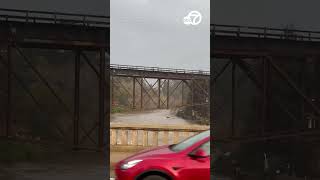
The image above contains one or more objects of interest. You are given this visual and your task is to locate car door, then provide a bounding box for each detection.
[178,141,210,180]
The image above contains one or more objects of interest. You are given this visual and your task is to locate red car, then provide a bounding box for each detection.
[115,130,210,180]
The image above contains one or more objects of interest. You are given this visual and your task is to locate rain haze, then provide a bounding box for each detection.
[111,0,210,71]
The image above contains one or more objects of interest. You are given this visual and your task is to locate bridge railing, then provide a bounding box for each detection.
[0,8,109,27]
[110,64,210,76]
[211,24,320,41]
[110,124,209,151]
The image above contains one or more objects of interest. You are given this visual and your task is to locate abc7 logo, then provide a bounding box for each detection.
[183,11,202,26]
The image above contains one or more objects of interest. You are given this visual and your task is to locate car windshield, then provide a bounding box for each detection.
[169,130,209,152]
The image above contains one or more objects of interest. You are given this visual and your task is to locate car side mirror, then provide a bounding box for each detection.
[190,149,207,158]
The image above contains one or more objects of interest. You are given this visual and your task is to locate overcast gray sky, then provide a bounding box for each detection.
[213,0,320,30]
[111,0,210,71]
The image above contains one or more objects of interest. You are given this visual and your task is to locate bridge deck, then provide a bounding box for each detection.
[0,9,109,50]
[0,8,109,27]
[110,64,210,80]
[211,24,320,58]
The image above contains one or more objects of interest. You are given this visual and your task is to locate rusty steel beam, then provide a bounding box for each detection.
[192,80,194,115]
[267,57,320,117]
[137,78,158,108]
[111,74,208,81]
[147,79,160,94]
[79,122,99,145]
[111,76,114,106]
[142,78,160,107]
[73,50,80,149]
[192,79,209,96]
[16,47,101,143]
[158,79,161,108]
[212,35,320,58]
[16,40,107,50]
[6,44,11,137]
[104,51,110,151]
[81,52,100,77]
[77,50,109,147]
[0,8,109,27]
[73,50,97,146]
[168,81,183,108]
[140,78,143,110]
[98,48,106,149]
[212,60,231,82]
[231,61,236,137]
[167,80,170,109]
[181,82,184,106]
[15,47,72,114]
[133,77,136,109]
[168,81,183,99]
[159,79,167,108]
[215,128,320,144]
[234,59,299,124]
[211,24,320,42]
[0,54,66,138]
[262,58,270,135]
[114,78,133,100]
[300,60,306,126]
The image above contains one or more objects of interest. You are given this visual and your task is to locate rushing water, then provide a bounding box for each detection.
[111,109,195,125]
[111,109,209,145]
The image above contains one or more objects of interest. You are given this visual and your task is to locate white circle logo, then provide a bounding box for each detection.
[183,11,202,26]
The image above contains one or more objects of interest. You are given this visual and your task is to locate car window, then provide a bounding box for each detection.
[170,130,209,152]
[192,141,210,156]
[200,141,210,156]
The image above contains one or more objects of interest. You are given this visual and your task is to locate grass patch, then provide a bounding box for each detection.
[111,106,131,113]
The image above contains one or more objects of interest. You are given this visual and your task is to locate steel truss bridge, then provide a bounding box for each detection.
[0,8,109,151]
[110,64,209,111]
[212,24,320,176]
[212,24,320,141]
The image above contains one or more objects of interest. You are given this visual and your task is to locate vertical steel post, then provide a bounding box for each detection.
[74,50,80,149]
[262,57,269,135]
[181,81,184,106]
[231,61,236,137]
[300,59,305,127]
[6,45,11,137]
[98,48,106,149]
[111,76,114,107]
[158,79,161,108]
[191,80,194,115]
[105,51,110,152]
[167,80,170,109]
[140,78,143,110]
[133,77,136,109]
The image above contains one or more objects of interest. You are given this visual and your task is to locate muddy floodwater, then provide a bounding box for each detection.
[111,109,209,145]
[111,109,198,125]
